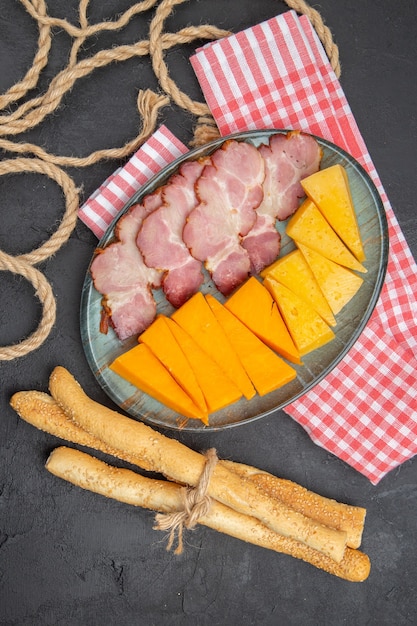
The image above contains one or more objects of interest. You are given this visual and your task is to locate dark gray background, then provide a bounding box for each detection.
[1,1,416,624]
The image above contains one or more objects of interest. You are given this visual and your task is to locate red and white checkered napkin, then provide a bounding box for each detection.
[191,10,417,484]
[79,126,188,238]
[78,12,417,484]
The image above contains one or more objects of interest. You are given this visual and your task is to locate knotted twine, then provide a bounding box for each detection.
[0,0,339,360]
[154,448,219,554]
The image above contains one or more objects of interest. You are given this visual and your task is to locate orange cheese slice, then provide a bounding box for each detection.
[224,276,301,364]
[109,343,207,422]
[171,291,255,400]
[139,315,208,420]
[301,164,365,262]
[206,295,296,396]
[297,243,364,315]
[264,278,335,356]
[286,198,367,273]
[260,249,336,327]
[165,317,243,414]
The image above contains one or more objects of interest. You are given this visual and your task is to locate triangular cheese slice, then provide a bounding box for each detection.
[301,164,365,262]
[109,343,207,422]
[165,317,242,414]
[297,243,364,315]
[171,292,255,400]
[206,295,296,396]
[139,315,208,420]
[260,249,336,327]
[224,276,301,364]
[286,198,367,273]
[264,278,335,356]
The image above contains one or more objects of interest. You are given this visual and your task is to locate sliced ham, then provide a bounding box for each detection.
[91,132,322,340]
[183,140,265,295]
[242,131,322,273]
[241,213,282,275]
[90,193,163,341]
[137,160,205,308]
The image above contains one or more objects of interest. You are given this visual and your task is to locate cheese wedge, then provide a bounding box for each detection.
[109,343,207,422]
[301,164,365,262]
[224,276,301,364]
[139,315,208,421]
[286,198,367,273]
[206,295,297,396]
[171,291,255,400]
[264,278,335,356]
[165,317,243,414]
[260,250,336,327]
[297,243,364,315]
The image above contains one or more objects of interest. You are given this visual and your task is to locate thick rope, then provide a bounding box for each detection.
[0,0,51,111]
[68,0,90,68]
[0,158,80,265]
[0,159,78,360]
[0,250,56,361]
[0,0,340,360]
[149,0,216,117]
[0,27,229,136]
[0,90,169,167]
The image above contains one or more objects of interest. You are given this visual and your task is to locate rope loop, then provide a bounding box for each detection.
[0,250,56,361]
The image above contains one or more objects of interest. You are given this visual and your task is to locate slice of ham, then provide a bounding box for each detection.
[91,132,321,340]
[241,213,282,275]
[137,160,205,308]
[183,140,265,295]
[90,193,163,341]
[242,131,322,273]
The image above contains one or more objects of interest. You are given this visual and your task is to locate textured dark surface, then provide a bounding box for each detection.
[1,2,416,625]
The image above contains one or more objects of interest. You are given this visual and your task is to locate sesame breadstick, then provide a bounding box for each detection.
[46,446,370,582]
[11,387,364,551]
[222,460,366,549]
[48,366,348,562]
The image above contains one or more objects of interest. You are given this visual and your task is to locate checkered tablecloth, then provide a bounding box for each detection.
[79,11,417,484]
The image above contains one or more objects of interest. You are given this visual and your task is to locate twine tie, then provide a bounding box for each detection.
[154,448,219,554]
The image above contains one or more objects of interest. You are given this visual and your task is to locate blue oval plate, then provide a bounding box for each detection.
[80,130,389,431]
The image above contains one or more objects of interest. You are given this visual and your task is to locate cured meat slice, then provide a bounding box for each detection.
[240,212,282,276]
[258,131,323,221]
[183,140,265,295]
[242,131,322,273]
[90,193,163,341]
[137,160,205,308]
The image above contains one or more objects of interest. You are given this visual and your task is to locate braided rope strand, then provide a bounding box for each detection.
[0,0,51,111]
[0,250,56,361]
